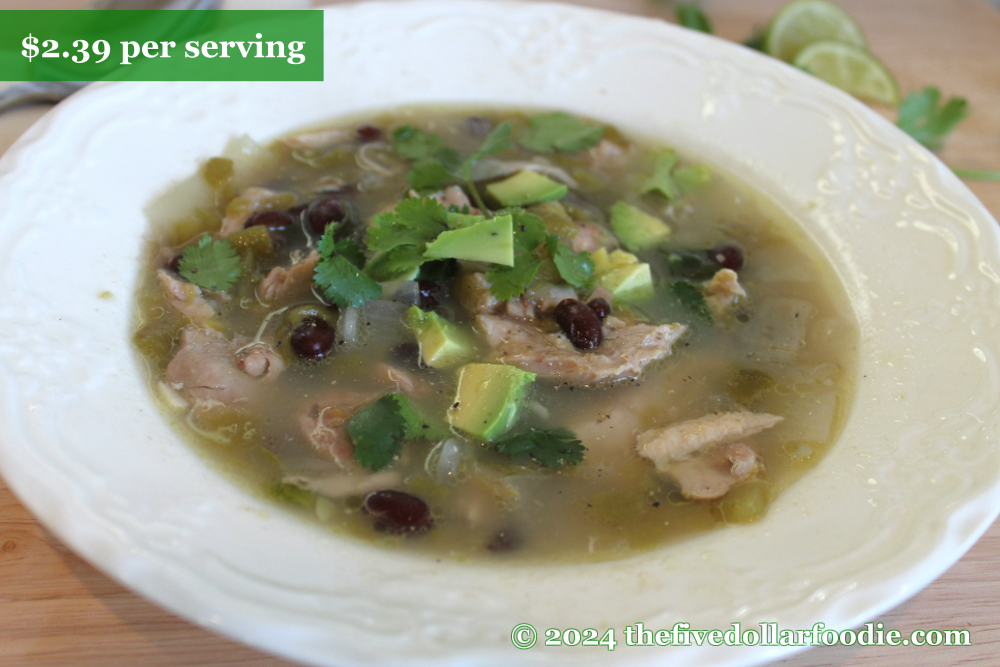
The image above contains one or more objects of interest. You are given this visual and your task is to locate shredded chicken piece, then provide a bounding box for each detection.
[636,412,782,500]
[637,411,782,467]
[476,314,686,384]
[257,250,320,302]
[704,269,746,319]
[218,187,281,237]
[376,363,429,398]
[157,269,215,326]
[235,342,285,381]
[166,326,260,407]
[298,390,383,470]
[588,139,629,170]
[418,185,481,215]
[298,363,428,469]
[667,443,760,500]
[569,219,616,253]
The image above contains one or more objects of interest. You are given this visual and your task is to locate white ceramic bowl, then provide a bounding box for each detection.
[1,2,999,666]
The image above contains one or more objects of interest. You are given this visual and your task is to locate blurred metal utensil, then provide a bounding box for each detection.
[0,0,221,113]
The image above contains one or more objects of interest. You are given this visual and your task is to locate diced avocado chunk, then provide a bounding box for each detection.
[447,363,536,441]
[487,170,568,207]
[592,248,654,303]
[405,306,475,369]
[446,211,485,229]
[610,202,671,252]
[423,215,514,266]
[601,264,654,303]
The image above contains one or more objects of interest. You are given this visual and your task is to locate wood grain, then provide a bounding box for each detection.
[1,1,999,665]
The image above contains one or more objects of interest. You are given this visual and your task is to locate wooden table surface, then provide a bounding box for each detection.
[1,1,999,665]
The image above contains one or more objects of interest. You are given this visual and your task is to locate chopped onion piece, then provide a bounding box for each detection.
[340,306,360,344]
[436,438,465,483]
[361,299,408,328]
[380,280,421,306]
[528,400,550,420]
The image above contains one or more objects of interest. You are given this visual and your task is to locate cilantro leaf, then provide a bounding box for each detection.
[492,427,586,469]
[391,125,442,159]
[364,245,426,282]
[392,122,513,205]
[366,197,450,253]
[314,224,382,307]
[334,239,366,269]
[347,395,408,471]
[486,253,542,301]
[478,208,549,300]
[178,236,243,292]
[501,207,548,252]
[676,3,712,33]
[387,393,450,441]
[669,280,713,323]
[521,112,605,153]
[392,126,464,190]
[314,255,382,308]
[316,226,339,257]
[897,87,969,151]
[317,224,365,270]
[547,236,595,289]
[642,149,680,200]
[643,150,711,200]
[408,160,456,190]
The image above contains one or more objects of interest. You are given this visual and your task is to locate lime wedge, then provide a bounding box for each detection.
[765,0,866,63]
[793,41,900,107]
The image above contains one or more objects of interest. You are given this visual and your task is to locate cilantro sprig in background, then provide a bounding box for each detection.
[669,2,997,178]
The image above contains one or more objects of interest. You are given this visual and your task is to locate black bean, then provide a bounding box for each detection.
[710,244,744,272]
[554,299,602,350]
[418,280,440,310]
[245,210,296,231]
[356,124,382,142]
[291,318,336,359]
[307,196,347,235]
[363,490,433,534]
[587,298,611,320]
